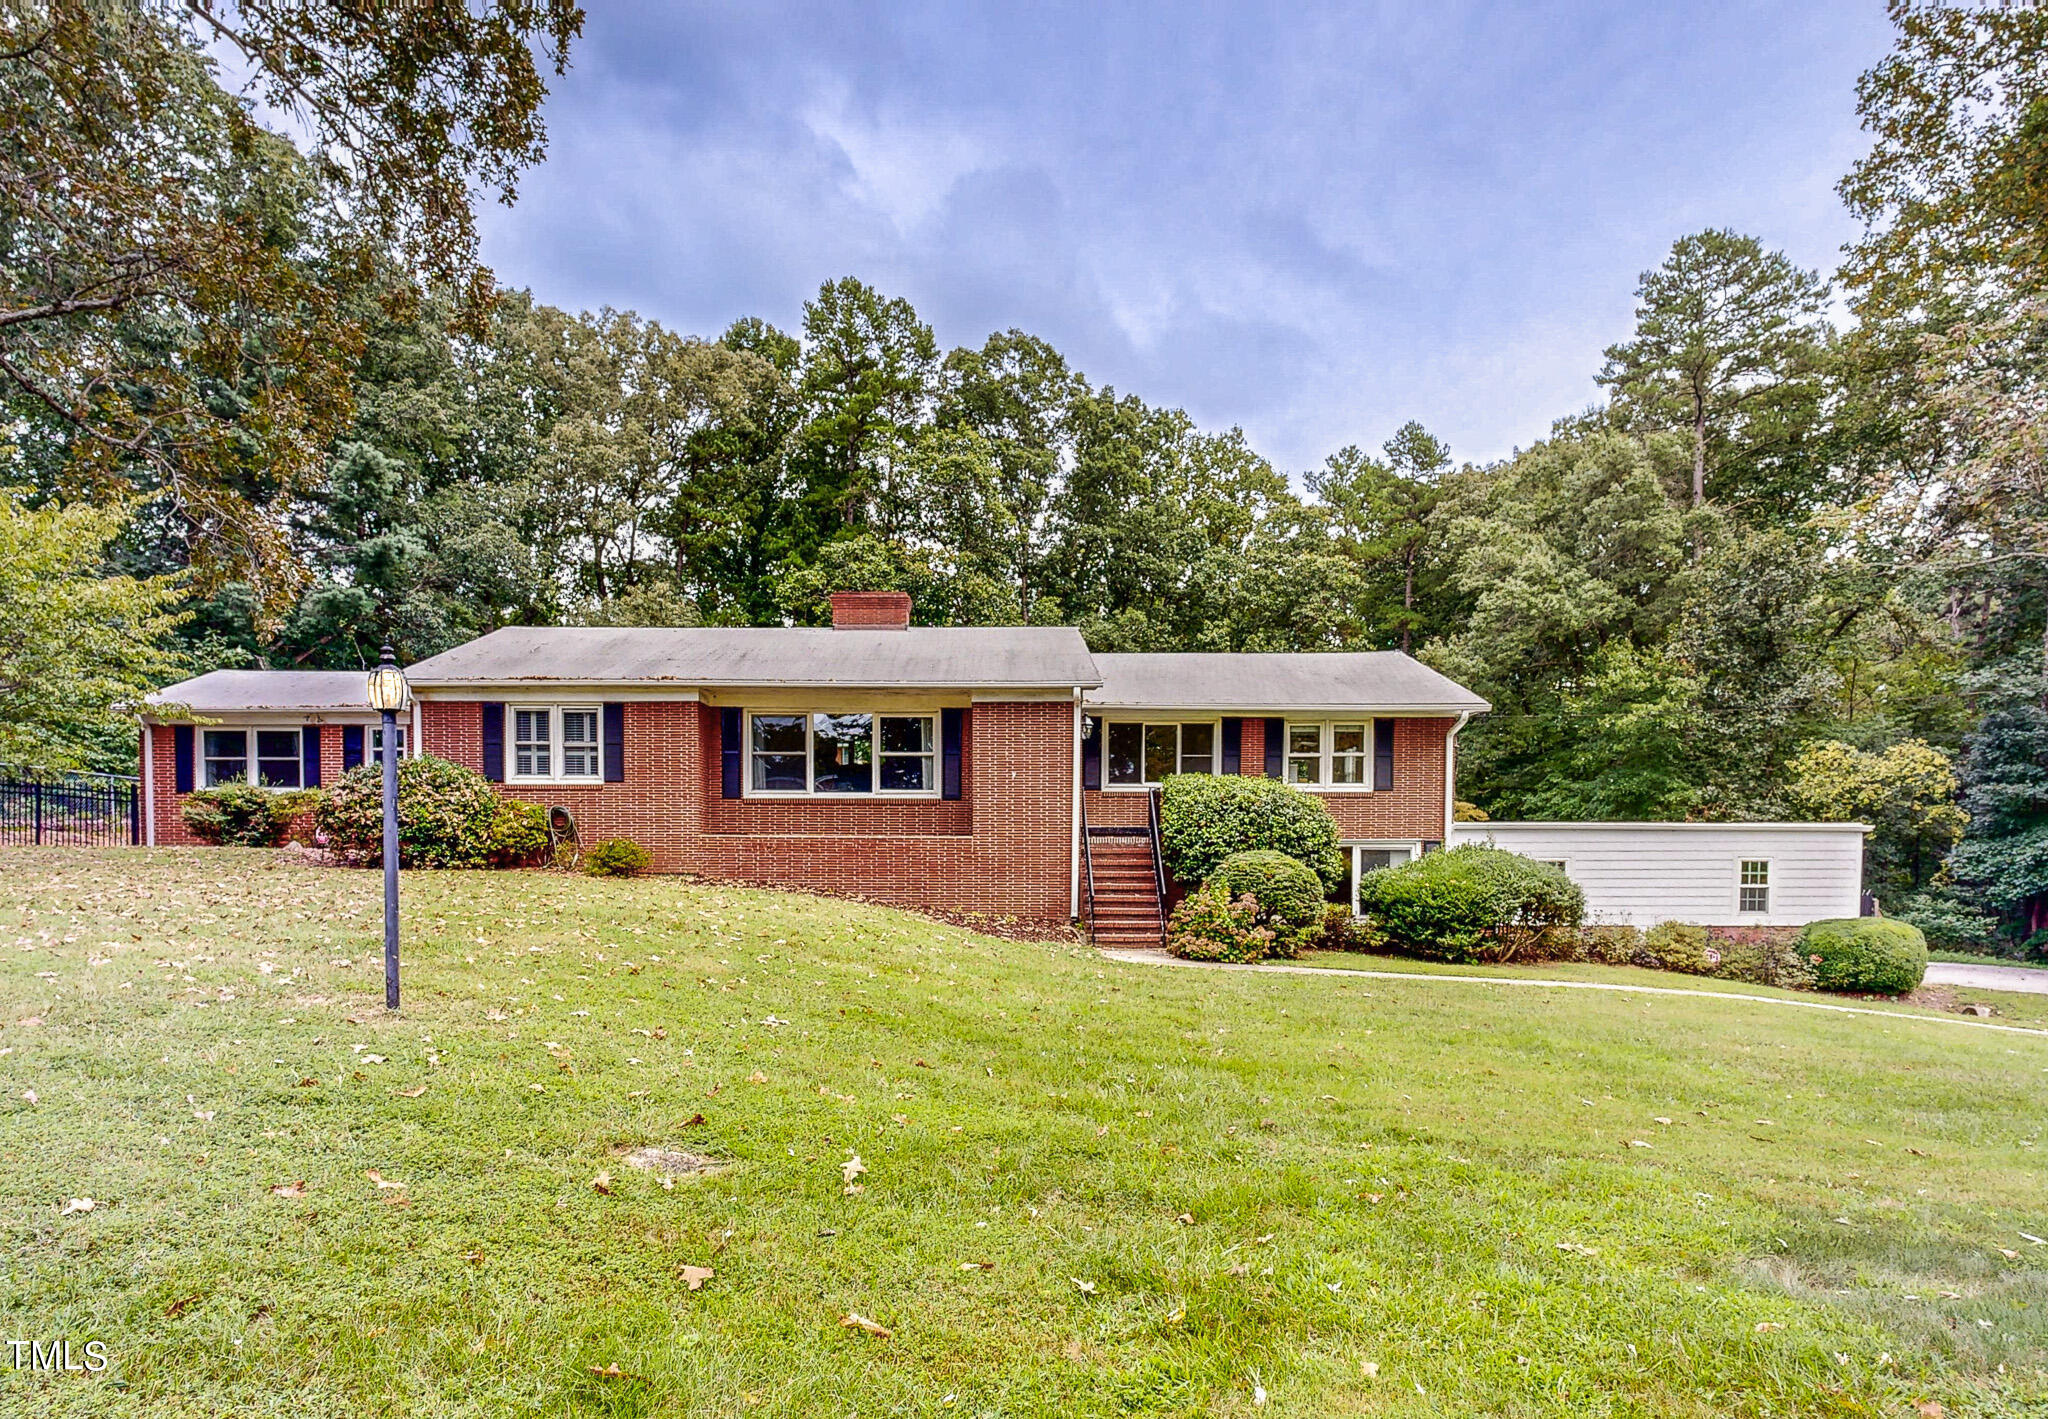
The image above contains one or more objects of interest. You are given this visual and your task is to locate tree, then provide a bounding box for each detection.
[1946,702,2048,947]
[1786,739,1968,900]
[1598,230,1832,532]
[0,1,581,607]
[0,487,185,770]
[1308,421,1448,653]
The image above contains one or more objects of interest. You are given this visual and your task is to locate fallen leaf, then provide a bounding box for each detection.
[840,1311,892,1338]
[21,1090,37,1105]
[958,1260,995,1271]
[747,1071,768,1083]
[1627,1139,1653,1149]
[364,1170,406,1190]
[193,1109,215,1121]
[1914,1402,1946,1418]
[164,1293,201,1318]
[361,1054,386,1064]
[681,1265,715,1291]
[59,1197,95,1216]
[2020,1231,2046,1246]
[462,1251,485,1263]
[269,1180,308,1198]
[1072,1278,1096,1294]
[1999,1248,2020,1260]
[1175,1212,1195,1225]
[591,1172,613,1195]
[1226,1262,1250,1277]
[841,1154,867,1185]
[396,1085,427,1098]
[683,1113,706,1127]
[914,1058,930,1068]
[382,1193,410,1207]
[1653,1117,1672,1126]
[587,1362,644,1379]
[1755,1322,1785,1333]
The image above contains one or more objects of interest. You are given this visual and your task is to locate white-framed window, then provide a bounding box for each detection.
[369,725,407,766]
[509,706,601,784]
[1104,720,1216,787]
[1738,859,1770,913]
[747,712,939,796]
[1343,840,1421,915]
[1286,720,1372,788]
[202,728,302,788]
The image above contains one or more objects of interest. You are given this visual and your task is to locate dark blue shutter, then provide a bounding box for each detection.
[602,703,625,782]
[302,727,322,787]
[1220,717,1242,775]
[719,708,742,798]
[341,725,364,771]
[480,703,505,782]
[1373,718,1395,791]
[1262,718,1284,778]
[941,707,964,800]
[1081,715,1102,790]
[173,725,194,793]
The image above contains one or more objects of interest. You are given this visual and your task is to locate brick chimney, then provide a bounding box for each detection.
[829,590,913,629]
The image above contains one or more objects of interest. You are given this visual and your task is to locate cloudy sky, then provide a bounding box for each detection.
[476,1,1896,474]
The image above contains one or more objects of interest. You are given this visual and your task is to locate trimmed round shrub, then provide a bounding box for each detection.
[583,837,653,878]
[1353,845,1584,964]
[181,784,323,846]
[1800,918,1928,995]
[487,799,552,867]
[1210,849,1324,957]
[1166,882,1273,963]
[313,755,502,868]
[1157,773,1344,891]
[1642,921,1715,975]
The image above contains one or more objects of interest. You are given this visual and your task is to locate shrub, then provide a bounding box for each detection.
[1353,845,1584,964]
[181,784,322,846]
[1209,850,1324,957]
[1893,893,2002,954]
[1583,923,1643,966]
[313,755,502,868]
[1157,773,1344,891]
[487,799,552,867]
[1642,921,1716,975]
[583,837,653,878]
[1166,882,1274,963]
[1709,938,1815,991]
[1317,902,1376,952]
[1799,918,1928,995]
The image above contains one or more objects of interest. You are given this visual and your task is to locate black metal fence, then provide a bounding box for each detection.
[0,765,140,847]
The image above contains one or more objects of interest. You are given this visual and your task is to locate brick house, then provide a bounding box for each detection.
[137,592,1487,940]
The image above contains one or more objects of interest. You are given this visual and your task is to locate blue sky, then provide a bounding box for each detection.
[476,1,1896,474]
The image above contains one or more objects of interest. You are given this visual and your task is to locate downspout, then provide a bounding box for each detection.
[1069,689,1083,922]
[140,721,155,847]
[1443,711,1471,843]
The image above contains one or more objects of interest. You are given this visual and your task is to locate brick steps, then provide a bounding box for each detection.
[1083,831,1165,948]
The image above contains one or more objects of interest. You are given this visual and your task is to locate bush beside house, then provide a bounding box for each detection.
[1800,917,1928,995]
[1352,845,1583,963]
[582,837,653,877]
[181,784,322,846]
[1157,774,1344,891]
[314,756,504,868]
[1166,884,1275,963]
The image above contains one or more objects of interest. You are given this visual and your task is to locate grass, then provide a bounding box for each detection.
[0,848,2042,1418]
[1929,950,2042,968]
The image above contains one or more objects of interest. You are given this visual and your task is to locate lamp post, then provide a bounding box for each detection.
[365,644,412,1011]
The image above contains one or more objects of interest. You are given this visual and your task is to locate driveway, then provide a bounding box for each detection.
[1926,961,2048,996]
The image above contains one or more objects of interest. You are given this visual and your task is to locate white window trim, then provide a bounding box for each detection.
[1736,857,1773,915]
[1283,719,1378,792]
[368,724,409,766]
[201,726,305,790]
[1101,718,1223,789]
[507,704,605,786]
[1344,839,1423,915]
[744,710,941,799]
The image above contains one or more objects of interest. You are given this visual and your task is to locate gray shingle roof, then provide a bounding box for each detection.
[1085,652,1490,713]
[402,626,1103,690]
[142,669,376,715]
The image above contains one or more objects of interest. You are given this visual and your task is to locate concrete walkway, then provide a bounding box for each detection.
[1096,947,2048,1039]
[1925,960,2048,996]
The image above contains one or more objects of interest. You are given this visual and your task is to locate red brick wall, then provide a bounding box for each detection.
[142,723,346,846]
[418,697,1078,921]
[1082,714,1450,843]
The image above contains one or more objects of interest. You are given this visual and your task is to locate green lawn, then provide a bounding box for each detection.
[2,849,2045,1418]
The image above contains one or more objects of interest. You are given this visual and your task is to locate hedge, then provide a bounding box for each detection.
[1353,845,1583,964]
[313,756,503,868]
[1800,917,1928,995]
[1157,773,1343,891]
[181,784,322,847]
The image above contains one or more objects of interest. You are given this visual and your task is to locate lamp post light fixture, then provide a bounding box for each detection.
[365,644,412,1011]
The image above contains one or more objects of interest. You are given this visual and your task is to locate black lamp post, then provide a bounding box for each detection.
[365,644,411,1011]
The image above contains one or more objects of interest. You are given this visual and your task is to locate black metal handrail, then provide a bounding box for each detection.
[1079,772,1097,936]
[1146,786,1168,949]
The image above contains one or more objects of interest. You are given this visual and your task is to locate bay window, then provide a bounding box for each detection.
[748,712,938,796]
[510,706,601,784]
[1104,720,1217,787]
